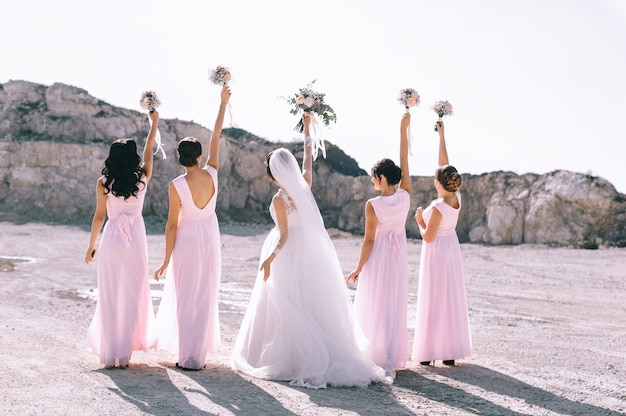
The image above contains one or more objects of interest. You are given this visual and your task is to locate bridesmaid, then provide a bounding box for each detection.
[154,85,231,370]
[85,110,160,369]
[346,113,412,379]
[412,119,472,366]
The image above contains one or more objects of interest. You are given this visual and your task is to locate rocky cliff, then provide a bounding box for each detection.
[1,80,625,247]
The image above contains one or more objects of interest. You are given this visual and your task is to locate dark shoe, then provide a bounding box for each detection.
[419,361,432,366]
[443,360,455,366]
[176,362,205,371]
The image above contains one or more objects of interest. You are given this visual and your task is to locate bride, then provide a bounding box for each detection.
[231,114,389,389]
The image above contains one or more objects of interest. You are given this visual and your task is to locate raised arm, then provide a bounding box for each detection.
[301,113,313,187]
[399,112,411,194]
[206,85,231,170]
[437,120,449,166]
[142,110,159,181]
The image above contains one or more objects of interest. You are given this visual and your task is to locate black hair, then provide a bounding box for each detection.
[102,139,144,200]
[177,137,202,167]
[371,158,402,185]
[436,165,462,192]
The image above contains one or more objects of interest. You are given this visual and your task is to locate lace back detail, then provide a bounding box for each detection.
[278,189,297,214]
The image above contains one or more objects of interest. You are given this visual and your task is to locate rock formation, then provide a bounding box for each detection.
[1,80,625,247]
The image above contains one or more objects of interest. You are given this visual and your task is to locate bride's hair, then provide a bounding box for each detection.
[265,151,276,181]
[102,139,144,200]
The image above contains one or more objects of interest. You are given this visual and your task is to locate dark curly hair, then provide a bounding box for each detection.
[436,165,462,192]
[177,137,202,167]
[102,139,144,200]
[371,158,402,185]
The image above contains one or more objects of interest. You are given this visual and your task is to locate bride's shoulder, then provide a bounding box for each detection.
[274,189,296,212]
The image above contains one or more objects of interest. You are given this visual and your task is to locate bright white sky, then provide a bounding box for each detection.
[3,0,626,192]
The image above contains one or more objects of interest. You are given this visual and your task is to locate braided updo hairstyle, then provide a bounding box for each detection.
[435,165,462,192]
[177,137,202,167]
[371,158,402,185]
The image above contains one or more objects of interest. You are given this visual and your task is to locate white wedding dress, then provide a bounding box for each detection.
[231,149,388,389]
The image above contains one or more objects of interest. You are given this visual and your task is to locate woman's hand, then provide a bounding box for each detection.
[220,85,231,105]
[345,269,360,283]
[85,247,96,264]
[260,256,273,282]
[154,261,169,282]
[415,207,424,226]
[435,120,444,135]
[149,109,159,123]
[401,112,411,130]
[302,112,312,127]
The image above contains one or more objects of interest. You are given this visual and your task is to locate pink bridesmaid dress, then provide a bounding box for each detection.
[156,166,221,369]
[87,179,157,367]
[353,188,410,375]
[412,191,472,363]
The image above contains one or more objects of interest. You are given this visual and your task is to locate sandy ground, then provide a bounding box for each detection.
[0,219,625,416]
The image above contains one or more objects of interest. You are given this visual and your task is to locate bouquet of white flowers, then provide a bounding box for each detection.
[209,65,232,86]
[139,90,161,113]
[139,90,165,159]
[431,100,454,131]
[398,88,420,112]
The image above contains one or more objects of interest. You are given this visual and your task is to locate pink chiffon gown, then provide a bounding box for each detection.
[412,191,472,362]
[156,166,221,370]
[87,178,157,367]
[353,189,410,375]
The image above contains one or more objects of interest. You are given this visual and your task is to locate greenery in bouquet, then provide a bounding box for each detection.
[283,80,337,133]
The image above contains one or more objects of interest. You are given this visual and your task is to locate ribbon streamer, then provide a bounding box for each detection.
[149,116,166,159]
[308,114,326,161]
[406,107,414,156]
[227,102,238,128]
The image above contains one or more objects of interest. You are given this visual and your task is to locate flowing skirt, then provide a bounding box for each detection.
[353,231,408,375]
[156,217,221,369]
[412,234,472,362]
[231,227,389,389]
[87,217,157,366]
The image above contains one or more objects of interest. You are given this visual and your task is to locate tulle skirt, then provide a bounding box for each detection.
[231,227,389,389]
